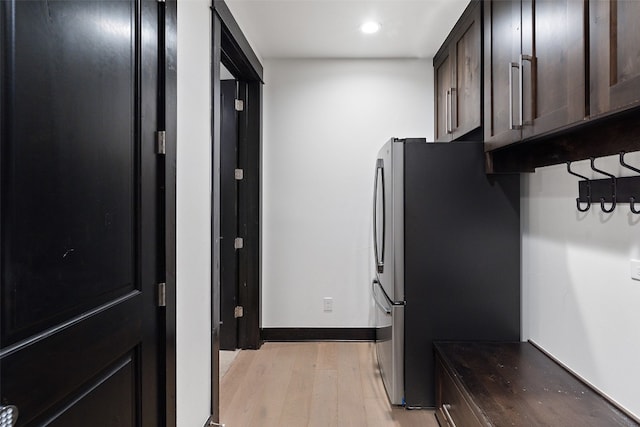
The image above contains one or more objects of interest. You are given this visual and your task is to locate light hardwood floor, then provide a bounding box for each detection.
[220,342,438,427]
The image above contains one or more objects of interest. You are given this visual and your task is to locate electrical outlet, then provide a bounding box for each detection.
[631,260,640,281]
[323,297,333,312]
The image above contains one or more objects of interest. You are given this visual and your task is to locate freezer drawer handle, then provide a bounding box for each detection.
[372,279,391,315]
[441,404,457,427]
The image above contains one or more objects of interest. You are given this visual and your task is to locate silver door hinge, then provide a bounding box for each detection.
[234,306,244,318]
[156,131,166,155]
[234,169,244,180]
[158,282,166,307]
[234,237,244,249]
[234,99,244,111]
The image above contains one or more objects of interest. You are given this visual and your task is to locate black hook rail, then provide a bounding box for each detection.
[569,152,640,214]
[566,161,591,212]
[589,157,617,213]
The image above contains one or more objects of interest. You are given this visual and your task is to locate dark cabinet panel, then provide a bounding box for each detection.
[434,1,481,142]
[484,0,586,150]
[435,53,452,141]
[590,0,640,117]
[483,0,522,149]
[522,0,586,138]
[435,343,639,427]
[454,14,482,138]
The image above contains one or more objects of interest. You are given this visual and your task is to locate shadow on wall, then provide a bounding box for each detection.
[521,151,640,418]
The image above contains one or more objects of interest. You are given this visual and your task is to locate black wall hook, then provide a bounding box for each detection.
[566,161,591,212]
[589,157,617,213]
[620,152,640,214]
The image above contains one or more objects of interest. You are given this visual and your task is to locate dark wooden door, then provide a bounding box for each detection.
[483,0,522,150]
[220,80,239,351]
[452,2,481,140]
[590,0,640,117]
[520,0,586,139]
[434,53,453,142]
[1,0,163,425]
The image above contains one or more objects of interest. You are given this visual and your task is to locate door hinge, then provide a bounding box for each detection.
[234,306,244,318]
[234,99,244,112]
[234,237,244,249]
[234,169,244,180]
[156,131,166,155]
[158,282,166,307]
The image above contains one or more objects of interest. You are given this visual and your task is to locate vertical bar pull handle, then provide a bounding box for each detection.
[508,62,520,130]
[445,89,452,134]
[450,87,457,132]
[373,159,385,273]
[520,54,534,127]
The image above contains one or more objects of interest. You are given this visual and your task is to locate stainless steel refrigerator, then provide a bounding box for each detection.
[371,138,520,407]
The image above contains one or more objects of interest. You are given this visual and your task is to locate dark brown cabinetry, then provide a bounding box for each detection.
[590,0,640,117]
[434,1,481,142]
[484,0,586,151]
[434,342,639,427]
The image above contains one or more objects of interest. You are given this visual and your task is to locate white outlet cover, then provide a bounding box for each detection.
[323,297,333,312]
[631,259,640,281]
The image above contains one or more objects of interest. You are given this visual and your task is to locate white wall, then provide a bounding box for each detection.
[522,152,640,419]
[262,59,433,328]
[176,1,212,425]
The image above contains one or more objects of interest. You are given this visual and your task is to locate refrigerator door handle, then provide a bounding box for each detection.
[372,279,392,315]
[373,159,385,274]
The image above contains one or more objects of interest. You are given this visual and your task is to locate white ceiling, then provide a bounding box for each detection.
[225,0,471,60]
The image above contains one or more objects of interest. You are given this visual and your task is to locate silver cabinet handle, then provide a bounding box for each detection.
[450,87,457,132]
[441,404,457,427]
[445,89,451,134]
[0,405,18,427]
[508,61,520,130]
[519,54,534,127]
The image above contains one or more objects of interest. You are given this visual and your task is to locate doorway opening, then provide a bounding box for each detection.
[219,62,241,351]
[211,3,263,423]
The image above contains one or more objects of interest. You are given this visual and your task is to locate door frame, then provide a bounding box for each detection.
[211,0,263,422]
[161,0,177,425]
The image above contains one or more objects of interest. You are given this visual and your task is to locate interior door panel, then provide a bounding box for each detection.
[1,0,162,424]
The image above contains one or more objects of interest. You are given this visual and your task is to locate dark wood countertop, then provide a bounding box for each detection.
[435,342,639,426]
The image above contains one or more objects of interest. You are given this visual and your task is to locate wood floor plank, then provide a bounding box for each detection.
[337,343,367,426]
[221,342,279,426]
[219,347,257,411]
[316,341,338,370]
[277,342,319,426]
[220,342,436,427]
[247,343,299,427]
[308,368,339,427]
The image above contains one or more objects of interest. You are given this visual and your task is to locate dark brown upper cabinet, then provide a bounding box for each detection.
[590,0,640,118]
[434,1,481,142]
[484,0,586,151]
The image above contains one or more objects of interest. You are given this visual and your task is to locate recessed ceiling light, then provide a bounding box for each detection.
[360,21,381,34]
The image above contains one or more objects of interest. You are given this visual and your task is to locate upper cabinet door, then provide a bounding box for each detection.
[590,0,640,117]
[452,3,482,140]
[435,52,453,142]
[433,1,481,143]
[521,0,586,139]
[483,0,523,150]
